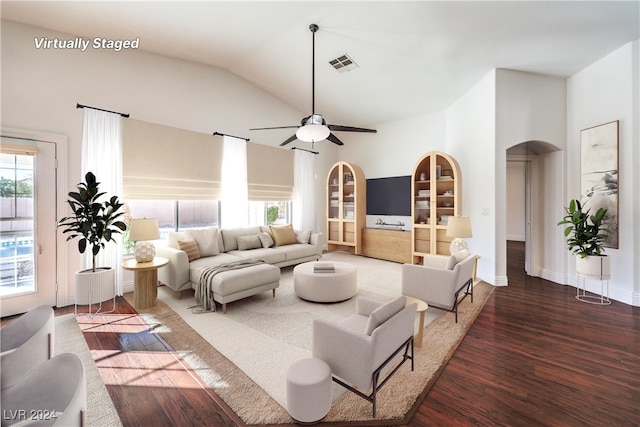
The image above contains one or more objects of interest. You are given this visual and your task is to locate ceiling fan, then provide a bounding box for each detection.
[250,24,377,147]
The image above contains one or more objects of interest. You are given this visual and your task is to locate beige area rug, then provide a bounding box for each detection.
[55,314,123,427]
[126,252,494,425]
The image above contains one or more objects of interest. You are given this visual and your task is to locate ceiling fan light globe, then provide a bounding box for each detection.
[296,124,330,142]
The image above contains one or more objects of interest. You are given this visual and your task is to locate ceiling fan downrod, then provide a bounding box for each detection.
[310,23,318,116]
[249,22,376,147]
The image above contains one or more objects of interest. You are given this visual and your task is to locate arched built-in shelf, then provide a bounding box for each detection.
[411,151,462,262]
[327,161,366,254]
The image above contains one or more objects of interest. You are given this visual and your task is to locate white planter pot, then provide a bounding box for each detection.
[75,267,115,305]
[576,255,611,279]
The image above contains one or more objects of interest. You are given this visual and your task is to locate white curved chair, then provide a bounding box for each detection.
[402,251,476,322]
[1,305,55,389]
[312,296,417,417]
[1,353,86,426]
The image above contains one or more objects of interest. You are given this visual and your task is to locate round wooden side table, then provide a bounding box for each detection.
[405,296,429,348]
[122,257,168,310]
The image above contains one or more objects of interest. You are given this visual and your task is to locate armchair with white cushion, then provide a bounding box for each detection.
[1,305,54,390]
[312,296,417,417]
[402,250,476,322]
[1,353,86,426]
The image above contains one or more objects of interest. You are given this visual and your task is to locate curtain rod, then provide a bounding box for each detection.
[213,131,250,141]
[291,147,319,155]
[76,103,129,118]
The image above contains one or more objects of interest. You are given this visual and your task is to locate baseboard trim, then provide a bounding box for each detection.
[122,281,134,295]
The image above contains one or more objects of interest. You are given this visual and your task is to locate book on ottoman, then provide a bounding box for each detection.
[314,262,335,273]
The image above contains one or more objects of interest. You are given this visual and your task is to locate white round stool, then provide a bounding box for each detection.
[285,358,331,423]
[293,261,357,302]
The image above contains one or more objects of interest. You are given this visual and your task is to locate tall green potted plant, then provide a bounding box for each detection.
[558,198,611,278]
[58,172,127,306]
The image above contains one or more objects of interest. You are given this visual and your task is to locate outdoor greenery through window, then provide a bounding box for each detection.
[124,200,291,253]
[248,201,291,227]
[0,153,35,296]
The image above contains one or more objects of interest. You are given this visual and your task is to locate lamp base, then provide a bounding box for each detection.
[449,238,468,254]
[134,241,156,263]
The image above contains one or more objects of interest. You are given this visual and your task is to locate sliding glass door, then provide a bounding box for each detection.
[0,138,57,317]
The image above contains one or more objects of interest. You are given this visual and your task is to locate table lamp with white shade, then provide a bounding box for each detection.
[129,218,160,262]
[446,216,472,254]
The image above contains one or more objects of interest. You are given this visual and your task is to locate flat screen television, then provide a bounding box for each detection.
[366,175,411,216]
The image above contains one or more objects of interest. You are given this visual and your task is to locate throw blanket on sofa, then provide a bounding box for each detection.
[193,259,265,313]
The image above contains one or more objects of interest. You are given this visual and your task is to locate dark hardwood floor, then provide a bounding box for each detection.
[76,310,243,427]
[9,241,637,426]
[410,241,640,426]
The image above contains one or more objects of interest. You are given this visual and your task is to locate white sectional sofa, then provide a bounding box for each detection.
[156,225,322,312]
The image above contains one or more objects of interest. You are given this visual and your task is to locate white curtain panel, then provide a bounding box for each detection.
[292,149,316,231]
[81,108,124,295]
[221,136,248,228]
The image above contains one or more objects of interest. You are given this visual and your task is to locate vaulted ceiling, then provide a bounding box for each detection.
[2,1,638,129]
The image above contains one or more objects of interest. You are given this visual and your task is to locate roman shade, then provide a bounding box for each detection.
[123,120,294,201]
[246,141,294,201]
[122,119,223,200]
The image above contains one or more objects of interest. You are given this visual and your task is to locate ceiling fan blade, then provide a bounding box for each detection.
[326,133,344,146]
[328,124,377,133]
[250,125,299,131]
[279,134,298,147]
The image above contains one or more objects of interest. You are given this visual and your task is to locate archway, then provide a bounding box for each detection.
[506,140,561,279]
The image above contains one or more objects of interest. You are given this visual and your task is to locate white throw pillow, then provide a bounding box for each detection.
[258,232,274,248]
[168,232,186,249]
[185,227,220,257]
[295,229,312,244]
[445,249,470,270]
[237,234,262,251]
[364,296,406,335]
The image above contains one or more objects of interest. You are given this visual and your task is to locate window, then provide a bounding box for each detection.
[124,200,220,252]
[123,199,291,253]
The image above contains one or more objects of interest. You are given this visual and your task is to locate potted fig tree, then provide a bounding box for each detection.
[58,172,127,307]
[558,198,611,278]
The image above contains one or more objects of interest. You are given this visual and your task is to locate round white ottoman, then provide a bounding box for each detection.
[293,261,357,302]
[285,358,332,423]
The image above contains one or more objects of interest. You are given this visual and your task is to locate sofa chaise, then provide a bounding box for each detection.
[156,225,322,312]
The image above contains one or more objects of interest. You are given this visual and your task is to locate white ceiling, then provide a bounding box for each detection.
[2,1,639,130]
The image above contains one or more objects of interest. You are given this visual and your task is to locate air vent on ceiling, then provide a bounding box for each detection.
[329,54,359,73]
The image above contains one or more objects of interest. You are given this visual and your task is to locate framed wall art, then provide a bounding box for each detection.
[580,120,619,249]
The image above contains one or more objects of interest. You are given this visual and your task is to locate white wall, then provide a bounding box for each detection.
[1,21,306,148]
[1,20,314,305]
[496,70,567,150]
[567,41,639,305]
[490,70,566,288]
[389,50,638,305]
[496,70,567,286]
[4,19,638,306]
[339,111,446,178]
[446,70,498,284]
[339,111,447,230]
[538,149,567,284]
[506,161,526,241]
